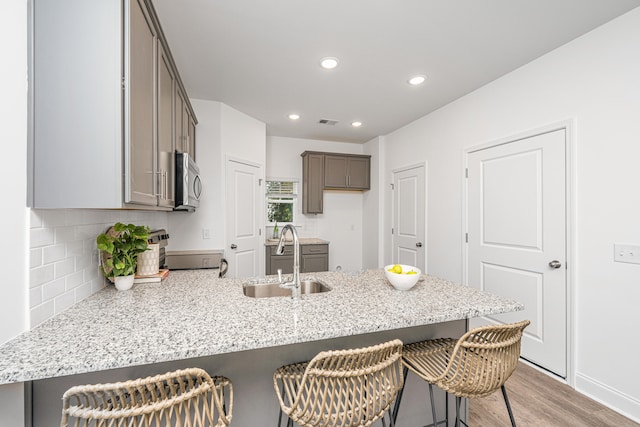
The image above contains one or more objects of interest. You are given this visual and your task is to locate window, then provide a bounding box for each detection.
[266,180,297,224]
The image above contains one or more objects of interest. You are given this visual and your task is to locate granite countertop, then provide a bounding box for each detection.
[264,237,329,246]
[0,269,522,385]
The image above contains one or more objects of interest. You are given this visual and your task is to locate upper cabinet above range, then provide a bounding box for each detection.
[29,0,197,210]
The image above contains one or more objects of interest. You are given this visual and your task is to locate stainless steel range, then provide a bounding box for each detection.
[148,229,170,269]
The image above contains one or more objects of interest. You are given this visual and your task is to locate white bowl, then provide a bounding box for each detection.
[384,264,421,291]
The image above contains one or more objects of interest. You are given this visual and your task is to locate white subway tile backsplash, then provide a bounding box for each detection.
[30,248,42,268]
[30,264,55,288]
[43,243,66,264]
[55,226,76,243]
[30,301,54,327]
[29,209,168,327]
[30,287,42,308]
[54,291,76,314]
[30,228,54,248]
[42,278,66,300]
[55,258,75,279]
[66,271,84,290]
[75,282,93,301]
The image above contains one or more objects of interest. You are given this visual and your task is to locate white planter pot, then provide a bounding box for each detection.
[137,243,160,276]
[114,274,135,291]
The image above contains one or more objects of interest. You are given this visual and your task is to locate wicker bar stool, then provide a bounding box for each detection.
[397,320,530,427]
[273,339,404,427]
[60,367,233,427]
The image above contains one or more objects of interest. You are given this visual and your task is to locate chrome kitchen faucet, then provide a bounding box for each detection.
[275,224,301,300]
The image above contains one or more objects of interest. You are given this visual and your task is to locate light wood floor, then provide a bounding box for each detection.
[468,361,639,426]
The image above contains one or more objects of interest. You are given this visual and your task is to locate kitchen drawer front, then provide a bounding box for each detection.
[301,244,328,255]
[268,245,294,256]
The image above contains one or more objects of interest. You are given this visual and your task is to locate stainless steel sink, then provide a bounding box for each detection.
[243,279,331,298]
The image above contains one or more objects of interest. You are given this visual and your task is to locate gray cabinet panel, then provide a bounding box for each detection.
[346,156,370,189]
[302,153,324,214]
[127,0,157,206]
[301,254,329,273]
[157,41,175,208]
[324,155,348,188]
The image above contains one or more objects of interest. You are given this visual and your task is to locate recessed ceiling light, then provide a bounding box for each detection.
[408,75,426,85]
[320,57,339,70]
[351,121,362,128]
[288,114,300,120]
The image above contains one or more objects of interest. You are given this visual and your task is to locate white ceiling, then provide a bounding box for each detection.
[151,0,640,144]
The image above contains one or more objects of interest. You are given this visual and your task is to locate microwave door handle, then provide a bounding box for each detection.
[194,175,202,199]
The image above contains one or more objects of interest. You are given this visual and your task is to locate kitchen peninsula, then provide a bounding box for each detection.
[0,269,522,426]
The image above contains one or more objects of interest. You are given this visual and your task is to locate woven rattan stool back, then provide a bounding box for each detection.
[274,339,404,427]
[60,367,233,427]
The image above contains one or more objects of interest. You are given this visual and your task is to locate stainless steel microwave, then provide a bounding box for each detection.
[175,152,201,211]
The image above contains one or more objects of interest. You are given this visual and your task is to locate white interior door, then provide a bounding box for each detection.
[467,129,567,378]
[226,158,263,279]
[392,165,426,270]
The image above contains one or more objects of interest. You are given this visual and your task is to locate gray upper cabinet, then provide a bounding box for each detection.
[301,151,371,214]
[324,154,371,190]
[29,0,195,210]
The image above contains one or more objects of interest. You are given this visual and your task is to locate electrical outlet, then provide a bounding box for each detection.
[614,244,640,265]
[202,228,210,239]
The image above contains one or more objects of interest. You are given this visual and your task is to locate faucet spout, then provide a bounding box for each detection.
[275,224,301,300]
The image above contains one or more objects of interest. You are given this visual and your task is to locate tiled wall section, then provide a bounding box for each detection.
[29,209,168,328]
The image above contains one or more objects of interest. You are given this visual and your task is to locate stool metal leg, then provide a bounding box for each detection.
[501,384,517,427]
[454,396,461,427]
[391,367,408,423]
[428,383,438,427]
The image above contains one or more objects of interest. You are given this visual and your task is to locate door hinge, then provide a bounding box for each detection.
[121,77,126,91]
[465,233,468,243]
[391,228,394,235]
[465,168,468,178]
[259,228,262,236]
[258,178,262,186]
[390,183,394,190]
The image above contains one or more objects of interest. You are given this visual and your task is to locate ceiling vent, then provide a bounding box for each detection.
[318,118,339,126]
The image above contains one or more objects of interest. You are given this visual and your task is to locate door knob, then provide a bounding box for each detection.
[416,242,423,248]
[230,244,237,250]
[548,260,562,269]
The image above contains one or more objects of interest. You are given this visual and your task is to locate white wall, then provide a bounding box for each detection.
[168,100,224,250]
[362,136,384,269]
[266,136,366,272]
[382,8,640,421]
[1,0,28,423]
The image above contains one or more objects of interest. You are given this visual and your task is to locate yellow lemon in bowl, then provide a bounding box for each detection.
[390,264,403,274]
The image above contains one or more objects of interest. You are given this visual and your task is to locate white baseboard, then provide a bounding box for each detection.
[575,372,640,423]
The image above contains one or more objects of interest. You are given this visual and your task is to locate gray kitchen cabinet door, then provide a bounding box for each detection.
[301,254,329,273]
[346,156,370,189]
[157,41,175,208]
[175,88,186,153]
[302,153,325,214]
[188,113,197,161]
[323,155,348,188]
[126,0,157,206]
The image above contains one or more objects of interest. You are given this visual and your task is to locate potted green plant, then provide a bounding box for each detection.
[97,222,150,290]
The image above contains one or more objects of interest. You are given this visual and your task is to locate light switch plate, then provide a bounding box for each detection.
[614,244,640,265]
